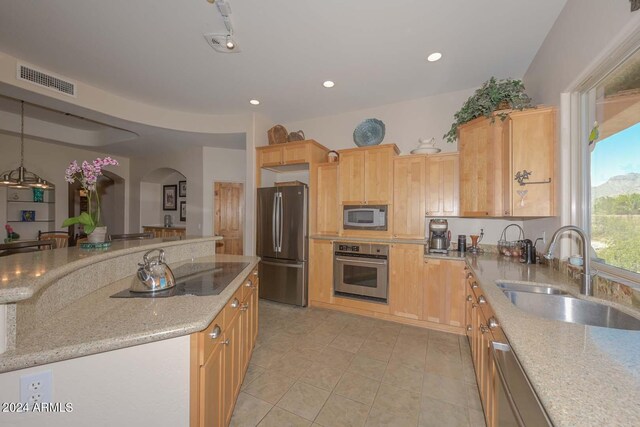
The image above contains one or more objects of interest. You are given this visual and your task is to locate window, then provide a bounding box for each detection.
[583,47,640,276]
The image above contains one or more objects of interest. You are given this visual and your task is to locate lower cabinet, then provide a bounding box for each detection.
[309,239,334,304]
[422,258,466,327]
[191,267,259,427]
[389,244,424,319]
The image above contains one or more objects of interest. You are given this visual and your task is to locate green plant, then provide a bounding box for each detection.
[444,77,532,143]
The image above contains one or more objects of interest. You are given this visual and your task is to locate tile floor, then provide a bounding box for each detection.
[230,300,487,427]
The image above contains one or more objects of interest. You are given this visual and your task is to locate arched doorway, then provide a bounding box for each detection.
[140,167,187,229]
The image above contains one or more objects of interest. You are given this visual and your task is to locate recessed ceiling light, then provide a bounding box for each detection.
[427,52,442,62]
[249,99,260,105]
[322,81,335,88]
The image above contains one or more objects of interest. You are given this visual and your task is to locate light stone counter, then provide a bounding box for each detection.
[0,236,259,373]
[311,234,428,245]
[467,254,640,426]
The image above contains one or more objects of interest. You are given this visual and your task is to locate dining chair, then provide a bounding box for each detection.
[38,230,70,249]
[109,232,155,241]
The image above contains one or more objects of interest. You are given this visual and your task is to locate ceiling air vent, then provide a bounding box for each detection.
[17,64,77,97]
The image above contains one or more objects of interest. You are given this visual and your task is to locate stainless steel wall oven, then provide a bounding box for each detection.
[333,242,388,303]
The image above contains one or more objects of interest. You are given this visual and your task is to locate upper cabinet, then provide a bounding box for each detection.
[458,107,556,217]
[503,107,556,217]
[393,155,426,239]
[426,153,459,217]
[256,139,327,169]
[338,144,398,205]
[315,163,339,235]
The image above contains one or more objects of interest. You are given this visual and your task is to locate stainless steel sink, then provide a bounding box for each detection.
[501,290,640,331]
[496,282,568,295]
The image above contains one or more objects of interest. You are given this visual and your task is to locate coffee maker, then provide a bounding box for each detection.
[428,219,449,254]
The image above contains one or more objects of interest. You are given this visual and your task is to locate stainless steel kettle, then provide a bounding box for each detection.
[130,248,176,292]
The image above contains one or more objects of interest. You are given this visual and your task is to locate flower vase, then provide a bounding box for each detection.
[88,226,108,243]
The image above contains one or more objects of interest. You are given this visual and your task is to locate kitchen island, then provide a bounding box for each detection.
[0,236,259,426]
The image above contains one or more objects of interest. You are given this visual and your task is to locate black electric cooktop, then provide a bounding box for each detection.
[110,262,250,298]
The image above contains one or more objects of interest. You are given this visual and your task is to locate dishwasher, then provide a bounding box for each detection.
[491,342,553,426]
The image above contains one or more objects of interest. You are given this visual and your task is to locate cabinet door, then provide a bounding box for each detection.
[316,164,339,234]
[241,289,252,374]
[458,118,504,217]
[200,342,225,427]
[393,156,426,239]
[364,147,394,205]
[309,239,334,304]
[426,154,459,217]
[423,259,466,328]
[283,144,309,165]
[389,244,423,319]
[259,146,283,167]
[339,151,366,204]
[223,310,242,425]
[506,108,556,217]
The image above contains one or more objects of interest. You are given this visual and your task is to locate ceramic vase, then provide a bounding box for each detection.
[88,226,108,243]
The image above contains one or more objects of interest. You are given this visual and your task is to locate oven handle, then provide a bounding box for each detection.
[335,257,388,266]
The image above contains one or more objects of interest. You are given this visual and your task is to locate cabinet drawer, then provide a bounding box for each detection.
[199,312,225,366]
[225,287,244,324]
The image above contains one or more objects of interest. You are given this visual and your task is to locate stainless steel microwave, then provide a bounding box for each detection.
[343,205,387,230]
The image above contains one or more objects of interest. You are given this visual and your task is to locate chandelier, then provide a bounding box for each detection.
[0,101,53,189]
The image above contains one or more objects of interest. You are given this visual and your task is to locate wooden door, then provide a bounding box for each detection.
[389,244,423,319]
[214,182,244,255]
[426,154,459,217]
[423,259,466,328]
[339,151,366,204]
[309,239,334,304]
[507,107,556,217]
[200,342,225,427]
[393,156,426,239]
[364,147,394,204]
[316,164,339,235]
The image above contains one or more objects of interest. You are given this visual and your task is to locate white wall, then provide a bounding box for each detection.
[202,146,247,237]
[140,181,161,227]
[0,134,130,233]
[281,88,476,154]
[0,336,189,427]
[522,0,639,245]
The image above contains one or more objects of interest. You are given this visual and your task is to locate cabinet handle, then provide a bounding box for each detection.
[471,282,478,289]
[480,325,489,334]
[231,298,240,308]
[208,325,222,340]
[466,325,472,332]
[240,303,249,311]
[223,339,230,345]
[466,272,473,279]
[466,295,473,302]
[477,295,486,304]
[504,210,510,215]
[253,271,259,277]
[245,280,252,288]
[488,317,499,329]
[472,303,478,308]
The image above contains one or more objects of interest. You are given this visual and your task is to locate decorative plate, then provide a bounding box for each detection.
[80,241,112,249]
[353,119,385,147]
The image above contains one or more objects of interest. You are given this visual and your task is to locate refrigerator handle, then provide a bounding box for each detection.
[278,192,283,253]
[272,192,278,252]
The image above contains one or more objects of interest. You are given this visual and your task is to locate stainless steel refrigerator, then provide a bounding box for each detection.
[256,184,308,306]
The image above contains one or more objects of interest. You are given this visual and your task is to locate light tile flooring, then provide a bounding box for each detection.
[231,300,486,427]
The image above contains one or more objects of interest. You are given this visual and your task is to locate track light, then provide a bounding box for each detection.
[225,35,235,50]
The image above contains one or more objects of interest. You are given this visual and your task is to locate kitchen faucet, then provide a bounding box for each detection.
[544,225,594,296]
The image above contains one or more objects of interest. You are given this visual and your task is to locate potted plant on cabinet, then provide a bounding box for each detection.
[62,157,119,243]
[444,77,533,144]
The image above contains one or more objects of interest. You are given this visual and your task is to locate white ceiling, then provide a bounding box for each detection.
[0,0,566,126]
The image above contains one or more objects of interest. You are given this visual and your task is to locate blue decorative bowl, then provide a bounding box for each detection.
[353,118,385,147]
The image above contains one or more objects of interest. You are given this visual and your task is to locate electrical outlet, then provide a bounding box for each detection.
[20,370,52,405]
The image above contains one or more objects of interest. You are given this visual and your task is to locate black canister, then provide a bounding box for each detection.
[458,235,467,253]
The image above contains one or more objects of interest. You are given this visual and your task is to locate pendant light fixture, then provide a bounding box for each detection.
[0,101,53,189]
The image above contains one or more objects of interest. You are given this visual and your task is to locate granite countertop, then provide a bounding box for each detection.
[0,236,219,304]
[424,250,467,261]
[143,225,187,229]
[467,254,640,426]
[0,253,259,373]
[311,234,428,245]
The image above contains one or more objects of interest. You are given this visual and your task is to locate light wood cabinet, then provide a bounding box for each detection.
[315,163,339,235]
[422,258,466,328]
[256,140,327,169]
[425,153,459,217]
[190,266,259,427]
[338,144,398,205]
[309,239,334,304]
[389,244,424,320]
[393,156,426,239]
[503,107,556,217]
[458,116,506,217]
[257,146,284,167]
